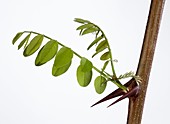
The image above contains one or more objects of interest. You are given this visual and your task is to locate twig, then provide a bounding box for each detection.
[127,0,165,124]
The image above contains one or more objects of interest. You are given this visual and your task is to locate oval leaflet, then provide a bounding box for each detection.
[76,65,92,87]
[18,33,31,50]
[12,32,23,44]
[35,40,58,66]
[94,76,107,94]
[80,57,93,72]
[52,47,73,76]
[23,34,44,57]
[100,51,110,60]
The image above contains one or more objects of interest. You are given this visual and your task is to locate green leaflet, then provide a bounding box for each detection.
[12,32,23,44]
[76,24,94,30]
[102,60,109,72]
[76,65,92,87]
[80,57,93,72]
[96,40,108,51]
[92,40,108,58]
[52,61,72,76]
[52,47,73,76]
[18,33,31,50]
[94,76,107,94]
[76,57,93,87]
[35,40,58,66]
[23,35,43,57]
[74,18,90,24]
[82,27,98,35]
[100,51,110,60]
[87,35,103,50]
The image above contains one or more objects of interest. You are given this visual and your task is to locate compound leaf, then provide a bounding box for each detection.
[76,65,92,87]
[52,47,73,76]
[35,40,58,66]
[12,32,23,44]
[94,76,107,94]
[23,34,43,57]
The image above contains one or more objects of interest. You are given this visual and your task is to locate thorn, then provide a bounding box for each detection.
[107,85,140,108]
[91,78,134,107]
[91,88,126,107]
[91,78,140,108]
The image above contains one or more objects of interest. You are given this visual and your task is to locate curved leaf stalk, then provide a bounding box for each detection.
[23,31,111,79]
[78,22,127,91]
[94,24,127,91]
[92,24,117,77]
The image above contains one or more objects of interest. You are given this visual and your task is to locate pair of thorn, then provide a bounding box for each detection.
[91,78,140,108]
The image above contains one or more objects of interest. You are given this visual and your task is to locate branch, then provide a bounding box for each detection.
[127,0,165,124]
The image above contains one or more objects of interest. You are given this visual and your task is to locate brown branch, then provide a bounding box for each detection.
[127,0,165,124]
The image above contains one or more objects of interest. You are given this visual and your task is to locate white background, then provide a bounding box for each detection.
[0,0,170,124]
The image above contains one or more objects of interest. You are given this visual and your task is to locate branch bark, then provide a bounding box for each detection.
[127,0,165,124]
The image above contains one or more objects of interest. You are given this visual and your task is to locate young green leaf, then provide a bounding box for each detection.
[74,18,90,24]
[18,33,31,50]
[80,57,93,72]
[92,47,107,58]
[94,76,107,94]
[100,51,110,60]
[87,35,103,50]
[76,24,94,30]
[76,65,92,87]
[35,40,58,66]
[92,40,108,58]
[82,27,98,35]
[12,32,23,44]
[96,40,108,51]
[23,35,44,57]
[52,47,73,76]
[102,60,109,72]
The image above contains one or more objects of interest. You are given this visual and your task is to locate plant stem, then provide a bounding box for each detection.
[127,0,165,124]
[23,31,110,79]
